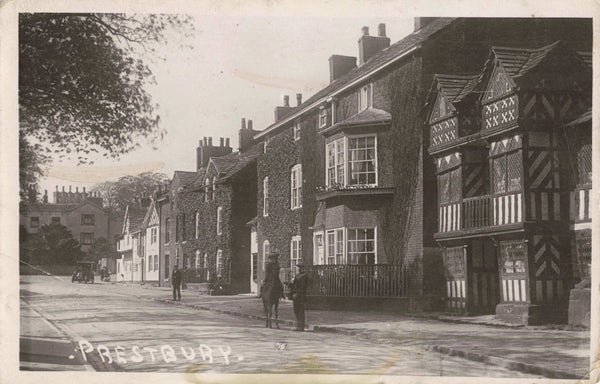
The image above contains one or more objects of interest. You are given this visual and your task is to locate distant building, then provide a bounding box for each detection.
[20,186,116,254]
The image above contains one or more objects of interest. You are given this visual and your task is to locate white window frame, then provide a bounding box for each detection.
[326,135,378,188]
[216,206,223,235]
[313,232,325,265]
[216,249,223,277]
[319,107,328,128]
[326,228,345,265]
[212,176,217,200]
[347,227,377,265]
[290,164,302,210]
[290,235,301,277]
[358,83,373,112]
[195,211,200,239]
[262,240,270,272]
[204,178,210,202]
[263,177,269,217]
[151,227,157,244]
[195,250,201,270]
[293,122,301,141]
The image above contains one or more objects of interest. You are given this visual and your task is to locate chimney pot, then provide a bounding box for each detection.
[362,26,369,36]
[220,137,224,147]
[242,118,246,129]
[283,95,290,107]
[204,137,208,146]
[248,120,253,130]
[76,186,79,192]
[69,185,72,192]
[378,23,386,37]
[296,93,302,106]
[226,138,230,147]
[62,186,65,192]
[208,137,213,146]
[55,185,58,191]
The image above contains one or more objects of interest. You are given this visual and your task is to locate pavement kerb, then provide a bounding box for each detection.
[150,295,583,379]
[426,346,582,380]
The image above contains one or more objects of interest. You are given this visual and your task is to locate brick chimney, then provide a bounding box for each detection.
[358,23,390,65]
[239,117,261,152]
[296,93,303,107]
[414,17,437,31]
[196,136,233,170]
[274,95,295,122]
[329,55,357,83]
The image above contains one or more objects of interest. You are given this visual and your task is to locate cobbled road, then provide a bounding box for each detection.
[20,275,539,377]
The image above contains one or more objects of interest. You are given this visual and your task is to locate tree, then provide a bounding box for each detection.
[87,237,118,262]
[21,223,84,265]
[19,13,193,200]
[91,171,168,216]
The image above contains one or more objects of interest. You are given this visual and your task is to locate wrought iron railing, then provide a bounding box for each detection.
[303,264,408,298]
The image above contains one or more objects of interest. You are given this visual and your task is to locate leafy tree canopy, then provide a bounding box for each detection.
[91,171,168,216]
[19,13,193,201]
[87,237,118,261]
[21,223,84,265]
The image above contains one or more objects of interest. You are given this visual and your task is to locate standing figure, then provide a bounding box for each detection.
[290,262,308,331]
[172,266,182,301]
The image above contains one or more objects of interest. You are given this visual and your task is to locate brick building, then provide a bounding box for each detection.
[250,17,591,312]
[20,186,118,256]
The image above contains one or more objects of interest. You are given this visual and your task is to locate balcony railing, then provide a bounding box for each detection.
[303,264,408,298]
[462,195,492,229]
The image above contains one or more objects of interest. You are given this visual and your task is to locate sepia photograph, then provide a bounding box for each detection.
[1,1,597,383]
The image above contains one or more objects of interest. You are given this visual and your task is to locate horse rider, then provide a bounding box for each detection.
[290,261,309,331]
[260,254,284,298]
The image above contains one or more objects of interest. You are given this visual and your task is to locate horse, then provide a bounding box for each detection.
[261,279,283,329]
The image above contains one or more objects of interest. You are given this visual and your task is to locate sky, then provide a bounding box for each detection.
[39,14,414,199]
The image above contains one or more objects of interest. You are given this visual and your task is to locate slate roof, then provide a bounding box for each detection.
[25,198,105,213]
[174,171,197,186]
[256,18,458,138]
[433,74,479,103]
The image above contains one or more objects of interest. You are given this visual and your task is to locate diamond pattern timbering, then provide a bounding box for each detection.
[483,95,518,130]
[430,117,458,147]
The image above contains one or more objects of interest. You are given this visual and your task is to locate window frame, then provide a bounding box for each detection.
[262,240,270,272]
[216,250,223,277]
[319,107,328,128]
[346,227,377,265]
[216,206,223,235]
[293,122,301,141]
[51,216,61,225]
[80,232,94,246]
[290,235,301,277]
[358,83,373,112]
[326,134,378,188]
[313,231,325,265]
[204,178,210,202]
[81,214,95,226]
[263,177,269,217]
[326,228,346,265]
[30,216,39,228]
[290,164,303,210]
[195,211,200,239]
[164,218,170,244]
[212,176,217,200]
[491,150,522,195]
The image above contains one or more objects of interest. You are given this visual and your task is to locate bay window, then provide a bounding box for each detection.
[326,135,377,188]
[314,227,376,265]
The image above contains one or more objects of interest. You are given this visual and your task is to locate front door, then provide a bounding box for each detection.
[469,239,500,314]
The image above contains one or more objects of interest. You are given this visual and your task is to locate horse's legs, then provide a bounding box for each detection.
[268,304,273,328]
[274,303,280,329]
[263,301,269,328]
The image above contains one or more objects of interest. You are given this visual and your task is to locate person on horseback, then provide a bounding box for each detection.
[260,254,284,299]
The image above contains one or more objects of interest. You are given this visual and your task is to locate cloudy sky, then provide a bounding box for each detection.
[38,11,414,196]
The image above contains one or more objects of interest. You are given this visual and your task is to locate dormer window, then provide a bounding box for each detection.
[319,107,328,128]
[358,83,372,112]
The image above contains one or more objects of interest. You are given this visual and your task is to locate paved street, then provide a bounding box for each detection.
[20,275,541,377]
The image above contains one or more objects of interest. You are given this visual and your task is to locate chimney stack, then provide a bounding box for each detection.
[414,17,437,31]
[329,54,357,83]
[220,137,224,147]
[239,117,260,152]
[275,95,295,122]
[226,138,230,147]
[197,135,233,170]
[241,118,246,129]
[296,93,303,106]
[358,23,390,65]
[43,190,48,203]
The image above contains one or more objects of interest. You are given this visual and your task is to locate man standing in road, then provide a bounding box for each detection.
[172,266,182,301]
[290,262,308,331]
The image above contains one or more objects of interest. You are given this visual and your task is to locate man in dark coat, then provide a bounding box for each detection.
[290,263,309,331]
[172,266,182,301]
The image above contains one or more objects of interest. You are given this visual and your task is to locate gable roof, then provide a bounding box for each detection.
[142,199,159,228]
[122,204,147,235]
[173,171,197,186]
[255,18,458,139]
